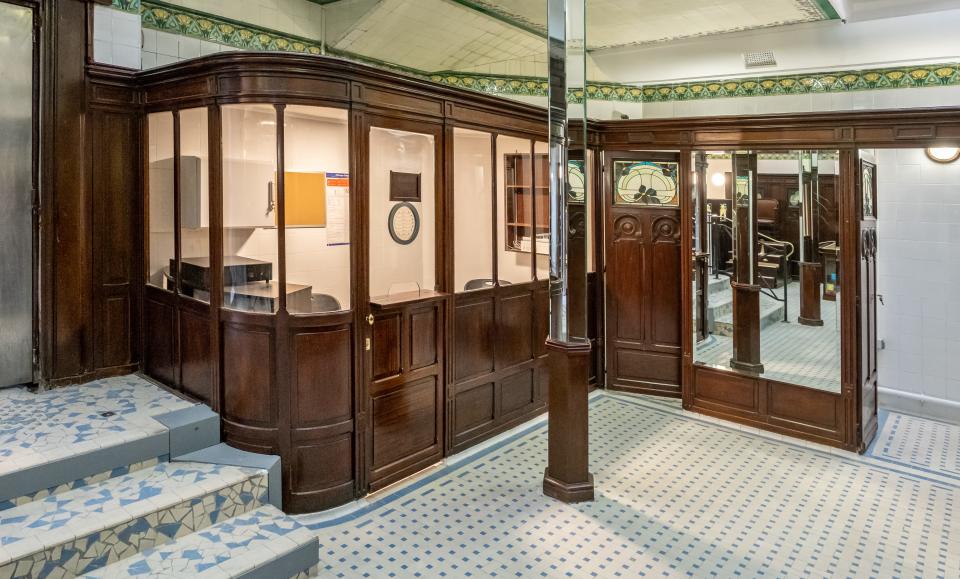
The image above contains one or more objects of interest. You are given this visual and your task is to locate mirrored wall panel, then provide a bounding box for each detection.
[178,107,210,302]
[496,135,535,285]
[693,150,842,392]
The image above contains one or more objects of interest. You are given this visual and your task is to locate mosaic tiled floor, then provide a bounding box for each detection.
[696,282,842,392]
[0,375,193,477]
[305,393,957,578]
[868,409,960,478]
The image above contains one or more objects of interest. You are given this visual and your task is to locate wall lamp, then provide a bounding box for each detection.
[926,146,960,164]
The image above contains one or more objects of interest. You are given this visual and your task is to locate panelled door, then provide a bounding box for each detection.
[857,157,879,448]
[604,153,683,396]
[0,2,36,388]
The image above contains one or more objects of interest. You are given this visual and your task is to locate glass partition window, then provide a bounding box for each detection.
[221,104,280,313]
[614,159,680,206]
[283,105,351,313]
[147,112,175,290]
[496,135,534,284]
[454,128,494,292]
[693,150,843,393]
[368,127,436,298]
[178,108,210,302]
[534,140,550,280]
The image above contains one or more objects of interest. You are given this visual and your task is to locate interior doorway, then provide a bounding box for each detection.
[0,1,37,388]
[604,152,683,396]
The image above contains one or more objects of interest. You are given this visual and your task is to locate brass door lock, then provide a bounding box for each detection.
[366,313,375,326]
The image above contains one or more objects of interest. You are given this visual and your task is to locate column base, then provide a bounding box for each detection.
[798,316,825,327]
[730,359,764,374]
[543,469,595,503]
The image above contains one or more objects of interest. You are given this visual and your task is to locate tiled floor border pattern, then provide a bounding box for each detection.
[111,0,960,103]
[304,392,960,577]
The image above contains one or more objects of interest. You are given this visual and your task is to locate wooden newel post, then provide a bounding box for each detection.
[542,0,594,503]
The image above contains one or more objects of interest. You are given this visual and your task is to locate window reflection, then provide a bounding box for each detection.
[147,112,175,290]
[454,128,494,292]
[178,108,210,302]
[497,135,534,284]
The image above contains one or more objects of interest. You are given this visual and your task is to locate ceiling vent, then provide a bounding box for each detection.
[743,50,777,69]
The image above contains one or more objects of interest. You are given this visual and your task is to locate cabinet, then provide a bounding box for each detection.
[504,153,549,253]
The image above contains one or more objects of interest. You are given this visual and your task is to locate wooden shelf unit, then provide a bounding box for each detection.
[504,152,549,252]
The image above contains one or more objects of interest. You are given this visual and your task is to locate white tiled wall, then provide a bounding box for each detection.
[92,5,142,69]
[876,148,960,407]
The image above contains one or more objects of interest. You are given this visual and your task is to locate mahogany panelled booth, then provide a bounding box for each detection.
[83,51,960,514]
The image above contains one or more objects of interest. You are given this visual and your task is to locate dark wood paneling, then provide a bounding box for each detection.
[291,435,353,495]
[768,380,840,432]
[410,308,438,370]
[693,366,759,415]
[500,368,536,418]
[372,313,402,381]
[454,382,496,436]
[179,307,212,404]
[222,324,274,427]
[371,375,440,474]
[293,328,353,428]
[144,295,175,385]
[497,292,534,368]
[454,296,495,380]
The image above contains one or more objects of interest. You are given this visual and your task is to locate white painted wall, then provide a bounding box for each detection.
[368,127,436,298]
[875,148,960,418]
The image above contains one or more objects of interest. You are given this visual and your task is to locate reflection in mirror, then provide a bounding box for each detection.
[693,151,842,392]
[282,105,351,313]
[496,135,535,284]
[534,140,550,280]
[368,127,436,299]
[454,128,494,292]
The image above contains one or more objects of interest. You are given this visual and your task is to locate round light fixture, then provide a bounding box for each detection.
[710,172,726,187]
[926,146,960,164]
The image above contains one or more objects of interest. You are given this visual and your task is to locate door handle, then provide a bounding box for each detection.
[366,313,375,326]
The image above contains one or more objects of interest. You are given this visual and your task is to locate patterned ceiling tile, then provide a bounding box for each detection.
[463,0,836,50]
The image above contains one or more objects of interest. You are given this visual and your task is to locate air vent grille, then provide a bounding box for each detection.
[744,50,777,68]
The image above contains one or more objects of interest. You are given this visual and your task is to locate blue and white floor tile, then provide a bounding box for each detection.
[0,376,193,478]
[84,506,317,578]
[0,462,268,578]
[868,409,960,478]
[306,393,957,578]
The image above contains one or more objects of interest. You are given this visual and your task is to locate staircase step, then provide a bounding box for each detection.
[0,461,268,578]
[712,295,786,337]
[0,377,215,513]
[83,506,319,579]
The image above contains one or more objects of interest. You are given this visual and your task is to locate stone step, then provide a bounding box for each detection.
[82,506,319,579]
[712,295,786,337]
[0,377,217,513]
[0,461,268,578]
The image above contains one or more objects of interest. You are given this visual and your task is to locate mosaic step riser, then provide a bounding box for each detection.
[0,457,167,513]
[0,473,268,579]
[83,506,320,579]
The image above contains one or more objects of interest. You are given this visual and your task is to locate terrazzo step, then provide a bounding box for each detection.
[0,461,268,578]
[83,506,319,579]
[712,295,786,336]
[0,376,216,513]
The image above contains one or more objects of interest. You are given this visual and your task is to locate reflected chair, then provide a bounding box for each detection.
[311,293,342,313]
[464,279,512,291]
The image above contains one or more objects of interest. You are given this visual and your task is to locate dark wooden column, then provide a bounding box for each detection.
[799,152,824,326]
[729,153,763,374]
[542,0,594,503]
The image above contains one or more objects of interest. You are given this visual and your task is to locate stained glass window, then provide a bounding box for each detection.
[614,160,679,206]
[567,160,585,203]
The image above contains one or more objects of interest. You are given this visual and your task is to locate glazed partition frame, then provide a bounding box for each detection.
[132,53,584,513]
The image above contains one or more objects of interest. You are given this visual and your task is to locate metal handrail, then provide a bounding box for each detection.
[711,215,791,321]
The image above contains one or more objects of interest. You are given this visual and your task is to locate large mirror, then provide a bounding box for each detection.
[693,150,842,392]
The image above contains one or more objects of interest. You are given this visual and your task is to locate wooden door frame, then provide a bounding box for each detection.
[602,150,685,397]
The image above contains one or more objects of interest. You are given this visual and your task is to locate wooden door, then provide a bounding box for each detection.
[605,153,683,396]
[857,158,879,448]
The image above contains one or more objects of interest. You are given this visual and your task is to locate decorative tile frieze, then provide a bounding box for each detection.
[114,1,960,104]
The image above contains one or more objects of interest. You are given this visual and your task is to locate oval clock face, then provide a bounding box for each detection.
[388,201,420,245]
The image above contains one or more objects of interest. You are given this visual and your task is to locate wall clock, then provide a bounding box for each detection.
[388,201,420,245]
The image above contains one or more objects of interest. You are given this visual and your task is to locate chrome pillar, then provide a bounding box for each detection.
[542,0,594,504]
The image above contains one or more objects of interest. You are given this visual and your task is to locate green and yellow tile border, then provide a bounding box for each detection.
[114,0,960,104]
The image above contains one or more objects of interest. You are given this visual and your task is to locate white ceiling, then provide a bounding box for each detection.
[840,0,960,22]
